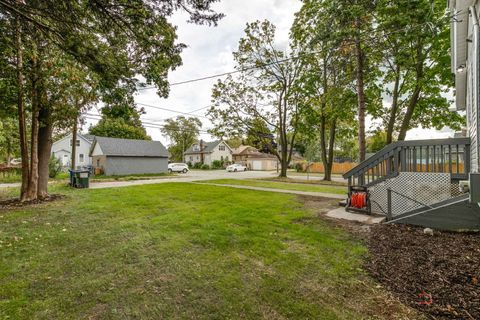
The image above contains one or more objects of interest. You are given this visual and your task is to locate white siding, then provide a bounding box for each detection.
[209,141,232,165]
[91,143,103,157]
[466,6,480,172]
[51,133,92,167]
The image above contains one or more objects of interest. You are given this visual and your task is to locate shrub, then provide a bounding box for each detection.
[201,164,210,170]
[193,162,202,169]
[186,161,192,168]
[48,155,62,178]
[211,160,223,169]
[294,162,305,172]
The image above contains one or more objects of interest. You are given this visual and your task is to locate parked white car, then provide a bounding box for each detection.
[168,163,189,173]
[226,163,247,172]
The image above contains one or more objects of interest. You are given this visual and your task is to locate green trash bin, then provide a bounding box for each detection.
[77,170,90,188]
[71,170,90,188]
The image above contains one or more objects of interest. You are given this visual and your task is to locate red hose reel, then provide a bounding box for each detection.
[346,186,371,214]
[351,192,367,209]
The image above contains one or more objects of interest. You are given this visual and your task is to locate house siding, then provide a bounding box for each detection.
[209,141,232,164]
[91,155,107,173]
[185,141,233,166]
[104,156,168,176]
[466,5,480,172]
[51,134,92,167]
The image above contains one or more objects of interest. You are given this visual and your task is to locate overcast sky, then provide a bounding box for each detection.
[86,0,455,145]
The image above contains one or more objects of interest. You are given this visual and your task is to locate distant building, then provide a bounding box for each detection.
[90,137,169,176]
[184,140,232,166]
[232,146,278,171]
[51,133,94,168]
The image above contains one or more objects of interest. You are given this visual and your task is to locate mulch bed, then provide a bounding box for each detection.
[365,224,480,319]
[0,194,64,210]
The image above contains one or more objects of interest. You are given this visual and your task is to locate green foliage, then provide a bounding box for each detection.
[208,20,304,176]
[192,162,203,169]
[200,164,210,170]
[48,155,62,178]
[366,131,388,153]
[161,116,202,162]
[211,160,223,169]
[89,118,150,140]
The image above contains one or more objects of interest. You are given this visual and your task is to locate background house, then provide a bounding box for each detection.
[184,140,232,166]
[90,137,169,176]
[232,146,278,171]
[51,133,94,168]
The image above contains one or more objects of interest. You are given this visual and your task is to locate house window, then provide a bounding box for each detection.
[79,154,84,163]
[196,156,199,160]
[70,139,80,147]
[193,144,200,151]
[96,159,100,167]
[219,145,226,151]
[189,156,193,161]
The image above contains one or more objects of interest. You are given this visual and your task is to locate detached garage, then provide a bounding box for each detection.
[90,137,169,176]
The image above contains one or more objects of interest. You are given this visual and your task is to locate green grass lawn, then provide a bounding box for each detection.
[0,172,178,184]
[200,179,348,195]
[0,183,415,319]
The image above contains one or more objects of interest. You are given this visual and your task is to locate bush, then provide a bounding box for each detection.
[193,162,202,169]
[294,162,305,172]
[48,155,62,178]
[211,160,223,169]
[186,161,192,168]
[201,164,210,170]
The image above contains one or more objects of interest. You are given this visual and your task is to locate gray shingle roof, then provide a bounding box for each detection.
[184,140,225,154]
[81,134,95,142]
[92,136,168,157]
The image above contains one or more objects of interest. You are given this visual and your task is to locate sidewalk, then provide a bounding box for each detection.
[193,182,346,199]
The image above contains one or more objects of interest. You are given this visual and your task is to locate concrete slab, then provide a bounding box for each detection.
[326,207,385,224]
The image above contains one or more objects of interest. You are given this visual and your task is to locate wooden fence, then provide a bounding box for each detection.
[300,162,358,174]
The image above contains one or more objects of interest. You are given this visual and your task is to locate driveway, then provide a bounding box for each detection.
[89,170,278,189]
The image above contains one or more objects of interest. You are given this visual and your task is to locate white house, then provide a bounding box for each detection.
[184,140,233,166]
[450,0,480,172]
[51,133,94,168]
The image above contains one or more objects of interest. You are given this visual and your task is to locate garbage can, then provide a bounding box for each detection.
[77,170,90,188]
[69,169,90,188]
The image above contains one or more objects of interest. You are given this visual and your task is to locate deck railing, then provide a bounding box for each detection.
[343,138,471,187]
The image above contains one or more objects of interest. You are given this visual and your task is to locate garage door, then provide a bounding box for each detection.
[252,160,262,171]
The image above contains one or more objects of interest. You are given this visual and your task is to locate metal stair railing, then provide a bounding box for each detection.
[343,138,471,188]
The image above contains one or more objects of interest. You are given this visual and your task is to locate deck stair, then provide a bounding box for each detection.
[343,138,479,230]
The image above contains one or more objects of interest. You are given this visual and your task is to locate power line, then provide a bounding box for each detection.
[137,53,310,91]
[83,114,212,133]
[135,102,208,119]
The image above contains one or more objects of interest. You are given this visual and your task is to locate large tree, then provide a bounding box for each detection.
[208,20,304,177]
[160,116,202,162]
[0,0,223,201]
[292,1,358,180]
[373,0,463,142]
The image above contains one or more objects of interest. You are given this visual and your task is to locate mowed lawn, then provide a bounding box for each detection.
[200,179,347,195]
[0,183,412,319]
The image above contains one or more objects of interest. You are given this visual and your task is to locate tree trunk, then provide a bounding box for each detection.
[398,45,424,141]
[386,66,401,144]
[15,16,29,201]
[71,120,78,170]
[325,118,337,181]
[319,114,329,181]
[25,50,40,200]
[37,106,53,199]
[355,33,366,162]
[398,86,421,141]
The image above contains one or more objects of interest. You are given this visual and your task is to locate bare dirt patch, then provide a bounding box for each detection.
[0,194,64,210]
